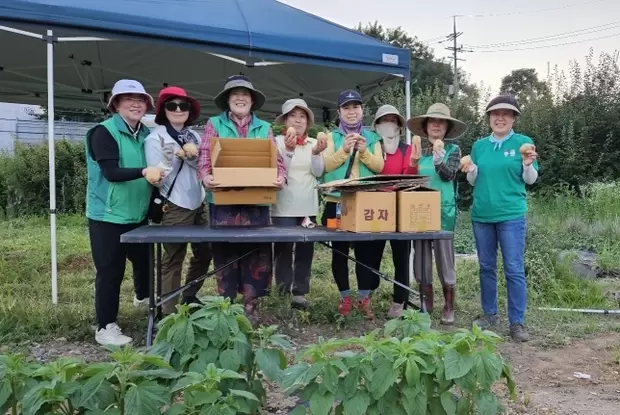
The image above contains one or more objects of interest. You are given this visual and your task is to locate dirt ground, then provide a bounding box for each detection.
[20,327,620,415]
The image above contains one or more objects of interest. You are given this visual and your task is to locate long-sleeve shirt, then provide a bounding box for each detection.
[421,143,461,182]
[88,125,144,182]
[197,115,287,182]
[381,144,419,175]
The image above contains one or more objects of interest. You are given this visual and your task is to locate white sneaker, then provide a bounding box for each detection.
[95,323,132,346]
[133,295,148,308]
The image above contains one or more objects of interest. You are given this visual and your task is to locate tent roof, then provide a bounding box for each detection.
[0,0,410,76]
[0,0,410,120]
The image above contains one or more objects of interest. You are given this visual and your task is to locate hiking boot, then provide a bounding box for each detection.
[291,295,308,309]
[387,302,404,319]
[440,285,455,325]
[357,298,374,320]
[509,324,530,342]
[418,284,434,313]
[338,297,353,316]
[473,314,500,330]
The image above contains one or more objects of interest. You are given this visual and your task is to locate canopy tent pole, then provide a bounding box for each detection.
[404,79,415,284]
[46,29,58,305]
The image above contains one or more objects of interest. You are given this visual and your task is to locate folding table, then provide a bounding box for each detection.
[120,225,453,346]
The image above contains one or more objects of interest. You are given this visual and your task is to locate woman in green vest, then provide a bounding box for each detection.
[406,103,467,325]
[85,79,165,346]
[461,95,539,342]
[197,75,287,325]
[321,89,385,320]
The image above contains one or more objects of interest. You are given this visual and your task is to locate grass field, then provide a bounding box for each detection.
[1,184,619,346]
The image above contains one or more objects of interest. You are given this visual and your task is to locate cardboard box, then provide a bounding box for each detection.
[340,191,397,232]
[397,187,441,232]
[210,138,278,205]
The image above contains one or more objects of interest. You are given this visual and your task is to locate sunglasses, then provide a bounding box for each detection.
[164,101,191,112]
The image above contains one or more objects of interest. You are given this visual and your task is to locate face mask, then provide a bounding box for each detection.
[376,122,400,139]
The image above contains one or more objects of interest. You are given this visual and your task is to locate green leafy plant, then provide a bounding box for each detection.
[0,353,41,414]
[280,309,516,415]
[151,296,291,414]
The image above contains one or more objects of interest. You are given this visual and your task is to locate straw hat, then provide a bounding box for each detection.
[406,103,467,139]
[213,75,266,112]
[274,98,315,128]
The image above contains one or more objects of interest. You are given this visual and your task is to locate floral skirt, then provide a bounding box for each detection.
[209,204,272,302]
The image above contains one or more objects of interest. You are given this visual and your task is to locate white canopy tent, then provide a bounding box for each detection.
[0,0,413,304]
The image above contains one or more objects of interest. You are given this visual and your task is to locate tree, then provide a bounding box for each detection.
[35,106,107,123]
[500,68,551,108]
[355,21,453,95]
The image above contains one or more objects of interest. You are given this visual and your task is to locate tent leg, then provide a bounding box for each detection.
[46,29,58,305]
[405,79,414,285]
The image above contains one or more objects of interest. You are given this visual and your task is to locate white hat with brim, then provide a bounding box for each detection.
[486,102,521,114]
[372,104,406,129]
[106,79,154,113]
[274,98,315,128]
[406,103,467,140]
[214,76,266,112]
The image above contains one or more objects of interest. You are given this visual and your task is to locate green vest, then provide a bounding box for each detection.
[321,129,380,198]
[206,112,272,204]
[418,143,459,231]
[85,114,151,224]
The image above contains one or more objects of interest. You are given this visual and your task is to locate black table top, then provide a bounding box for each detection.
[120,225,453,244]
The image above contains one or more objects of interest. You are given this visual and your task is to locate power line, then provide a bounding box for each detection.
[455,0,611,19]
[466,21,620,48]
[469,32,620,52]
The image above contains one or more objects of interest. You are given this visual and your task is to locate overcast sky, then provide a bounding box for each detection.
[279,0,619,93]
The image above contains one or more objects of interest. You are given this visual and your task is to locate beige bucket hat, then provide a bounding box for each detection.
[213,74,266,112]
[274,98,315,128]
[406,103,467,140]
[372,104,406,129]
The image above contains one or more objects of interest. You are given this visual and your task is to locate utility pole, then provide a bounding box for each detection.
[445,15,469,98]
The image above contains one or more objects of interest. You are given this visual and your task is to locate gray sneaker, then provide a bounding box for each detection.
[473,314,500,329]
[291,295,308,309]
[509,324,530,342]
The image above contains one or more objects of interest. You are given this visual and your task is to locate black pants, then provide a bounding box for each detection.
[365,239,411,304]
[89,219,150,329]
[273,216,315,296]
[322,202,378,293]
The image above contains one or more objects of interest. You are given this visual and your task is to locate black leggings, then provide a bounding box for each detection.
[364,239,411,303]
[89,219,150,329]
[322,202,379,293]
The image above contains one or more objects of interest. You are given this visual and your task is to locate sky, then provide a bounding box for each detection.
[279,0,620,93]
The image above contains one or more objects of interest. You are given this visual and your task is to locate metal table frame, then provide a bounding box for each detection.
[120,225,453,346]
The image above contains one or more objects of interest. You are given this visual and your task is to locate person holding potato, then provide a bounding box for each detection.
[144,86,212,316]
[198,75,287,325]
[461,94,538,342]
[407,103,466,325]
[321,89,385,319]
[363,104,419,319]
[272,99,327,308]
[86,79,164,346]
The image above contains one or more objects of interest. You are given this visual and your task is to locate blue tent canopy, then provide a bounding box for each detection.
[0,0,411,117]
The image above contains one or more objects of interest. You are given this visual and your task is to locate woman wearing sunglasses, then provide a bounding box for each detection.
[145,86,212,316]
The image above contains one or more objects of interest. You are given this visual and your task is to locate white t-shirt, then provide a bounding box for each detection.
[272,135,324,217]
[144,125,206,211]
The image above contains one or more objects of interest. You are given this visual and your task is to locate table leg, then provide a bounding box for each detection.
[156,243,162,320]
[146,243,155,347]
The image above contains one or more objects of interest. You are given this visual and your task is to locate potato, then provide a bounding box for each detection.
[144,167,164,184]
[413,135,421,147]
[287,127,296,137]
[316,132,328,141]
[433,140,444,152]
[460,155,472,168]
[520,143,535,155]
[183,143,199,158]
[175,148,186,159]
